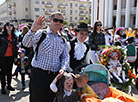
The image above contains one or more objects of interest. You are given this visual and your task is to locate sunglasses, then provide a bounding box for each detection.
[97,24,102,26]
[53,18,63,24]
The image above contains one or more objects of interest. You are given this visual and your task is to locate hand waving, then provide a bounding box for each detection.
[31,16,45,32]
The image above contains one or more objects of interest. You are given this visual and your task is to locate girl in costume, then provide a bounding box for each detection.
[108,51,126,83]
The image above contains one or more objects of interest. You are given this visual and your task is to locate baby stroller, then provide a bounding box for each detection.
[81,64,110,99]
[76,64,138,102]
[74,64,110,99]
[99,46,137,93]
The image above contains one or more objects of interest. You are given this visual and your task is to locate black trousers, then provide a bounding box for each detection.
[0,56,14,88]
[29,67,58,102]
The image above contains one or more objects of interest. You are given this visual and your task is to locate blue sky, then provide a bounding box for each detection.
[0,0,5,5]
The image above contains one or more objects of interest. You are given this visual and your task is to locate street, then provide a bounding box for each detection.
[0,65,29,102]
[0,65,138,102]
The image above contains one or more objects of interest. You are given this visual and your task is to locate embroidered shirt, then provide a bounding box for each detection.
[22,28,70,72]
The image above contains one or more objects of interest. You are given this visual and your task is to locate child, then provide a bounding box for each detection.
[126,37,137,70]
[75,73,98,102]
[50,72,79,102]
[108,52,126,83]
[14,48,31,89]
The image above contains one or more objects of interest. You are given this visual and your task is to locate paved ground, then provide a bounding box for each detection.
[0,65,138,102]
[0,65,30,102]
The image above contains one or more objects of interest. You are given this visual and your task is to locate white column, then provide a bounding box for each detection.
[125,0,130,28]
[108,0,113,27]
[116,0,122,28]
[104,0,108,28]
[91,0,94,27]
[135,0,138,28]
[93,0,97,23]
[99,0,104,23]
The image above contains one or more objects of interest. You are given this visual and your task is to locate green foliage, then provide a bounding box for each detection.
[63,20,68,25]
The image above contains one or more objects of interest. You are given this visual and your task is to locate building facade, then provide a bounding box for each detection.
[91,0,138,29]
[0,0,91,26]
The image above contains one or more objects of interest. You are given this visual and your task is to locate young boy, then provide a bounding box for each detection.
[14,48,31,90]
[126,37,137,70]
[75,73,98,101]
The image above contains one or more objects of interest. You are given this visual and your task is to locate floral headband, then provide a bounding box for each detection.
[116,27,124,32]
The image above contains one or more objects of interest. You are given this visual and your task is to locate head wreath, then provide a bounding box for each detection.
[126,28,135,38]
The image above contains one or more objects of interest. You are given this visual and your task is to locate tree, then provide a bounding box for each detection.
[63,20,68,25]
[69,21,75,27]
[87,16,91,24]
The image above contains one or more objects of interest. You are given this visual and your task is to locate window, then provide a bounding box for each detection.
[36,15,39,18]
[58,3,63,6]
[70,17,72,22]
[47,2,52,5]
[70,10,72,15]
[35,8,39,11]
[25,0,29,4]
[75,17,77,20]
[133,16,136,25]
[80,11,84,14]
[80,4,84,7]
[25,15,29,18]
[35,0,39,4]
[70,3,72,8]
[75,4,78,7]
[42,8,45,11]
[25,8,28,11]
[42,1,45,4]
[61,10,64,13]
[134,0,137,7]
[80,17,83,20]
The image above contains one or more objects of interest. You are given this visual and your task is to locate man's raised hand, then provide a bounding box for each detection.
[31,16,45,32]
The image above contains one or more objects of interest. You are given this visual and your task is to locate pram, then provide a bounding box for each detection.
[76,64,138,102]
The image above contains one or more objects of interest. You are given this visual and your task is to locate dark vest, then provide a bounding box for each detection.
[69,39,89,70]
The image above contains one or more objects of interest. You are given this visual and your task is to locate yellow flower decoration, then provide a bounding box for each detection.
[126,28,135,38]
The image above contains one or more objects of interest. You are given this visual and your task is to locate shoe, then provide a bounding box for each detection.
[1,88,6,94]
[12,73,18,76]
[12,73,18,78]
[7,86,15,91]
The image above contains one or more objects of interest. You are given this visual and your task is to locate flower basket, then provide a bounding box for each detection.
[99,46,136,90]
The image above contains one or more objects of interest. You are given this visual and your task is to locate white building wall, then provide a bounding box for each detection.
[91,0,137,28]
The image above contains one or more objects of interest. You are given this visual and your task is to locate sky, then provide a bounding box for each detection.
[0,0,5,5]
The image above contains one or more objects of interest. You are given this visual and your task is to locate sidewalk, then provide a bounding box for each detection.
[0,65,30,102]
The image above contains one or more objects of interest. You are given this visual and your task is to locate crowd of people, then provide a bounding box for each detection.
[0,12,138,102]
